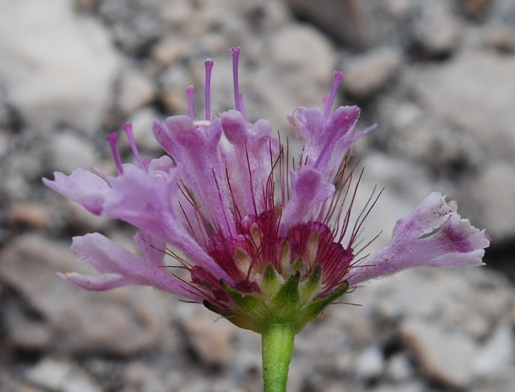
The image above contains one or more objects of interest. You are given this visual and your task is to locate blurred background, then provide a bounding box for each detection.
[1,0,514,391]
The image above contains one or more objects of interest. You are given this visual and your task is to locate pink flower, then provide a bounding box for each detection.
[44,48,489,333]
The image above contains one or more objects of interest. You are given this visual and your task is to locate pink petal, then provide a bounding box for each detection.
[348,192,490,285]
[280,168,335,232]
[67,232,206,300]
[43,169,109,214]
[153,116,236,237]
[220,110,277,215]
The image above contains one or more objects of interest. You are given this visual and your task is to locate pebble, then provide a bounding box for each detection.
[410,50,515,164]
[342,47,402,99]
[386,353,414,382]
[0,234,164,355]
[118,68,157,115]
[269,24,335,84]
[258,23,335,130]
[152,36,189,66]
[410,1,464,58]
[354,345,384,379]
[25,358,102,392]
[473,322,515,378]
[285,0,372,47]
[25,358,73,391]
[48,132,99,173]
[8,203,49,228]
[399,320,476,389]
[181,312,236,367]
[467,162,515,240]
[0,0,120,135]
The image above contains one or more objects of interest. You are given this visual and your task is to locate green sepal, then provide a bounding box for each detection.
[261,263,282,297]
[301,281,349,323]
[220,279,268,316]
[299,263,322,304]
[272,271,300,308]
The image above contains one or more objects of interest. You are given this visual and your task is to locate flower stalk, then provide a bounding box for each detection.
[262,323,295,392]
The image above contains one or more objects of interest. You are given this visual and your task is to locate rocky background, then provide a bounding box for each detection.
[1,0,515,391]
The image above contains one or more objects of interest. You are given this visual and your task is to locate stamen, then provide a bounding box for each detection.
[324,71,344,123]
[186,85,195,121]
[204,59,214,121]
[231,47,242,112]
[106,132,123,175]
[122,123,145,170]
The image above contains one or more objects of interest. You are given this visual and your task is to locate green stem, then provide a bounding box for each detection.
[261,323,295,392]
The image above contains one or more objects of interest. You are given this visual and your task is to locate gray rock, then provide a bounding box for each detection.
[0,0,120,135]
[25,358,73,391]
[409,1,464,58]
[386,353,414,382]
[465,162,515,240]
[342,47,402,99]
[473,321,515,378]
[399,320,476,389]
[47,132,99,173]
[180,310,236,367]
[0,234,166,355]
[256,23,336,132]
[285,0,374,47]
[25,358,102,392]
[354,345,384,378]
[118,69,156,116]
[407,50,515,165]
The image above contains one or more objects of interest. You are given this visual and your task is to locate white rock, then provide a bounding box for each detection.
[256,23,335,131]
[25,358,73,391]
[354,345,384,378]
[181,311,236,367]
[386,353,414,382]
[411,1,463,58]
[49,132,99,173]
[64,372,103,392]
[400,320,476,389]
[269,24,335,84]
[0,0,120,135]
[411,50,515,163]
[467,162,515,240]
[118,69,156,115]
[473,322,514,378]
[343,47,402,98]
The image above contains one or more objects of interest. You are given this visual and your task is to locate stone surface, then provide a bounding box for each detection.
[407,50,515,165]
[473,321,515,378]
[400,320,476,389]
[342,47,402,98]
[181,311,236,367]
[47,132,100,173]
[0,0,120,135]
[25,358,73,391]
[466,162,515,240]
[118,68,157,115]
[0,234,165,355]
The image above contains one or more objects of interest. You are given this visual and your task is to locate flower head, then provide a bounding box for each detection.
[44,48,489,334]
